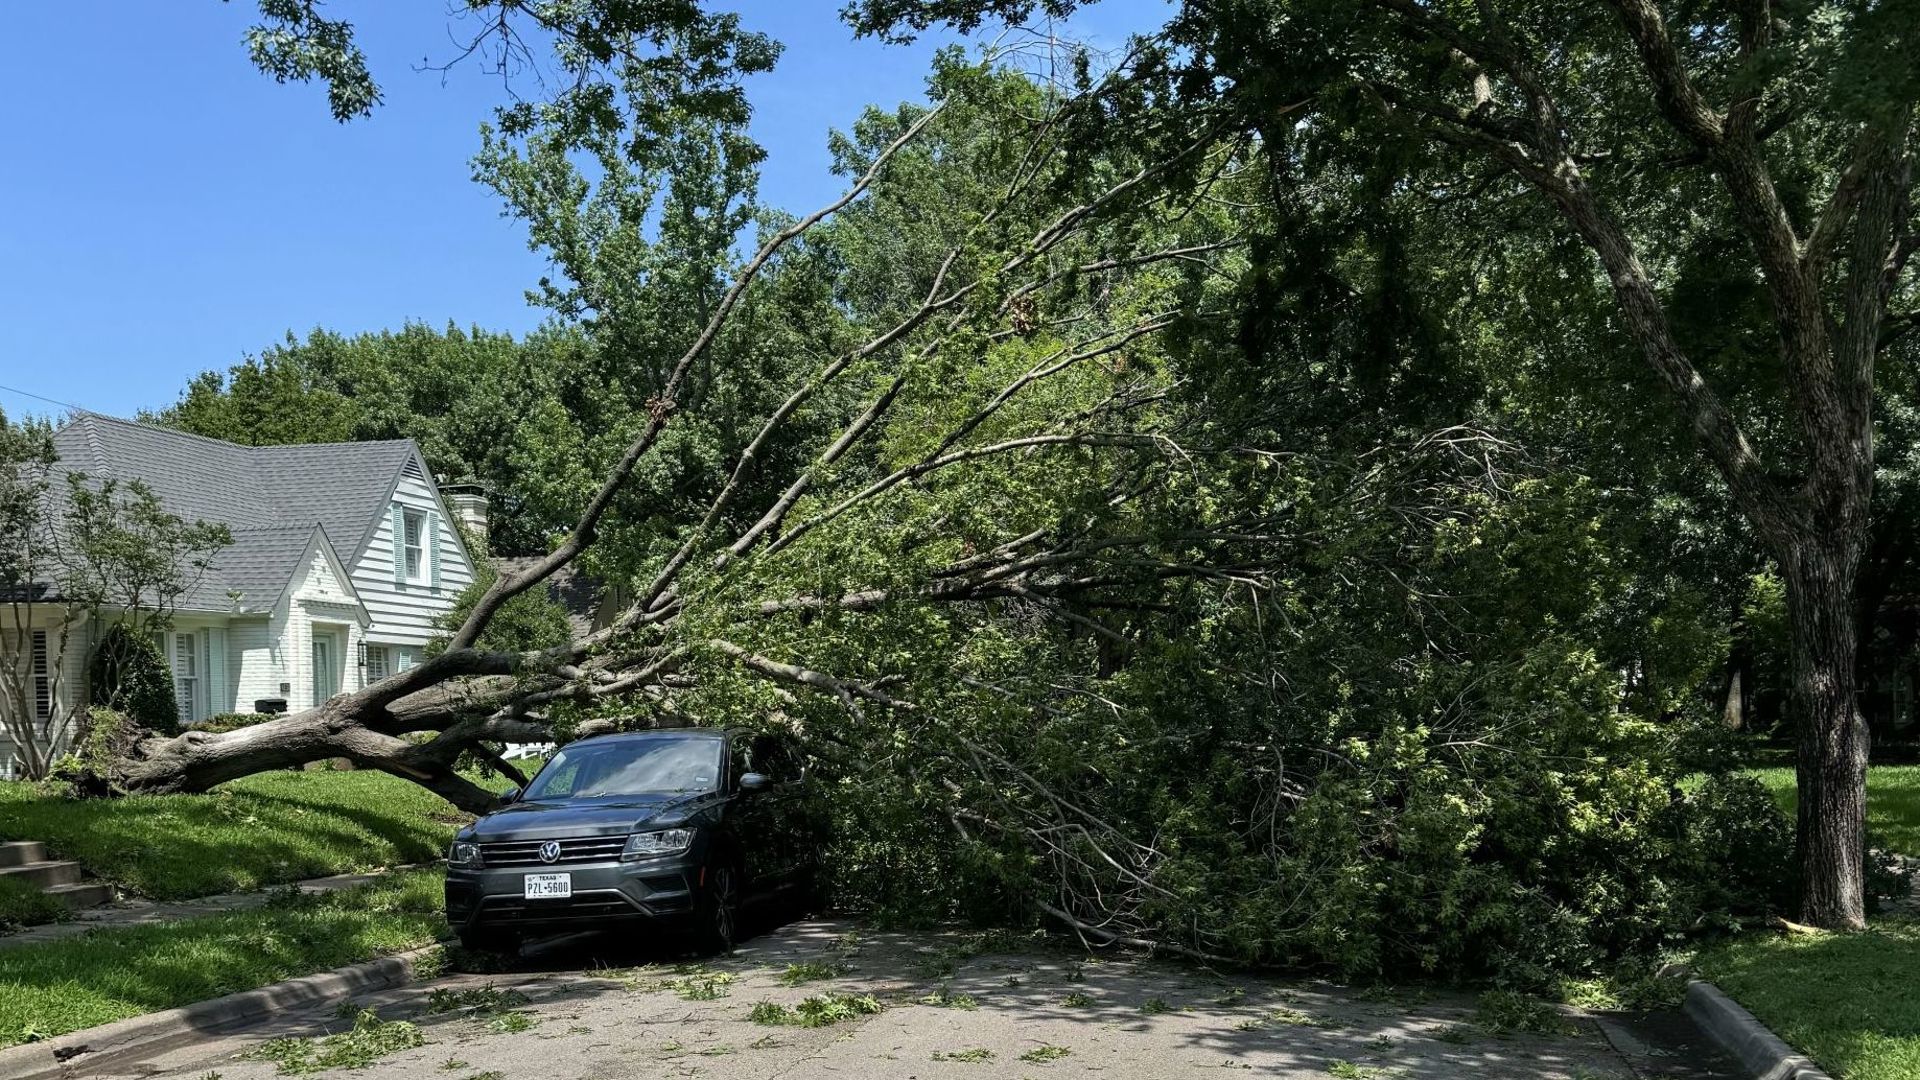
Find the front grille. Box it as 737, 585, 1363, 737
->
480, 891, 643, 922
480, 835, 627, 868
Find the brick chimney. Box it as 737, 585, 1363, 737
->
441, 482, 490, 550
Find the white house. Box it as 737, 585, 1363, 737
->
2, 413, 477, 769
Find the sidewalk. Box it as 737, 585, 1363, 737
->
0, 864, 426, 950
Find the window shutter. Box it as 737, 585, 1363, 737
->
427, 510, 441, 590
390, 503, 406, 586
207, 628, 227, 716
30, 631, 51, 721
173, 633, 194, 726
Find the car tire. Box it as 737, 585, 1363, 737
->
457, 927, 521, 956
694, 864, 739, 955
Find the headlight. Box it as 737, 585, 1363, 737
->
448, 841, 483, 869
622, 829, 694, 860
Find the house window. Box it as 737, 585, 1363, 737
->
365, 645, 389, 683
402, 509, 427, 583
173, 632, 198, 726
395, 647, 415, 673
29, 631, 51, 721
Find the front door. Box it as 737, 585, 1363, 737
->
312, 635, 337, 705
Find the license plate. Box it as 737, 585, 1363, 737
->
522, 873, 572, 899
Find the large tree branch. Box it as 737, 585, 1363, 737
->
446, 102, 945, 653
1602, 0, 1725, 148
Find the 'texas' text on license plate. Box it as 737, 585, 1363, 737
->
523, 872, 572, 899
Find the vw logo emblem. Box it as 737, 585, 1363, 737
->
537, 841, 562, 864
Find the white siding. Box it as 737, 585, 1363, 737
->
286, 542, 367, 710
0, 609, 90, 774
350, 467, 474, 648
229, 617, 279, 713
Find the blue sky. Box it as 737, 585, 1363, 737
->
0, 1, 1165, 421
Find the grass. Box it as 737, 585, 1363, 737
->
0, 868, 445, 1048
1752, 764, 1920, 857
1696, 919, 1920, 1080
0, 876, 68, 933
0, 770, 464, 900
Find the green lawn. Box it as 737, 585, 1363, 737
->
1752, 764, 1920, 856
0, 878, 66, 935
0, 769, 466, 901
1696, 919, 1920, 1080
1698, 764, 1920, 1080
0, 868, 446, 1048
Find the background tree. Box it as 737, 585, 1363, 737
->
149, 324, 594, 555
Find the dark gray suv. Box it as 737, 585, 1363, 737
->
444, 728, 820, 955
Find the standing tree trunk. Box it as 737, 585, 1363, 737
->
1787, 537, 1872, 929
1326, 0, 1917, 926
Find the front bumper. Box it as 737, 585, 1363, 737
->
445, 855, 700, 931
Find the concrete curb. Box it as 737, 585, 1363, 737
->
0, 945, 441, 1080
1685, 979, 1832, 1080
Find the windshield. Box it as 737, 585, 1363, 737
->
521, 737, 723, 801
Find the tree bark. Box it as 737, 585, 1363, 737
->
1786, 537, 1871, 930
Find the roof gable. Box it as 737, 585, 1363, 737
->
48, 413, 430, 612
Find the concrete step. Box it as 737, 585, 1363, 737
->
42, 881, 115, 910
0, 841, 47, 868
0, 860, 83, 889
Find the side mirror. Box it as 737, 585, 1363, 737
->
738, 772, 771, 793
499, 786, 521, 804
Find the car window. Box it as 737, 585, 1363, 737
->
749, 734, 801, 782
523, 737, 722, 800
729, 738, 754, 786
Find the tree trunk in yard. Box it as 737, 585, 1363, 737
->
1788, 538, 1871, 930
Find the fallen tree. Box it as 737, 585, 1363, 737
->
55, 7, 1839, 983
88, 55, 1260, 811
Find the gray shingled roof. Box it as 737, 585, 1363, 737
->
47, 413, 419, 613
219, 525, 333, 611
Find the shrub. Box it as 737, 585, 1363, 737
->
88, 625, 178, 735
1680, 772, 1796, 917
190, 713, 277, 734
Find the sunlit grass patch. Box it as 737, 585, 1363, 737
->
0, 869, 444, 1048
1697, 918, 1920, 1080
0, 772, 461, 900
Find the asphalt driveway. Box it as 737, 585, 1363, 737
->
85, 917, 1734, 1079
